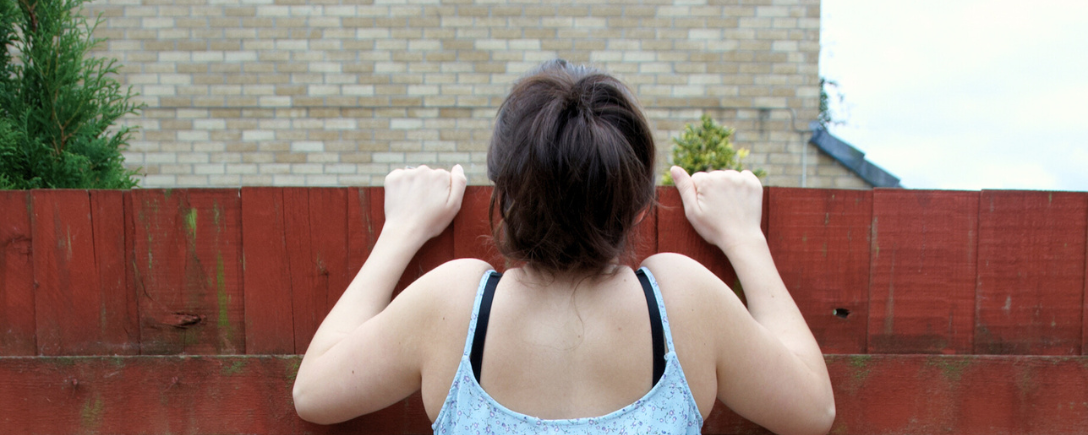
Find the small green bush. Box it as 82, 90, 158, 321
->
0, 0, 142, 190
661, 114, 765, 185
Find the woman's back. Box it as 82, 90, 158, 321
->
476, 267, 660, 418
417, 253, 766, 421
291, 60, 835, 435
427, 264, 709, 434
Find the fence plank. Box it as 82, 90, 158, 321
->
656, 188, 738, 293
8, 186, 1088, 360
31, 190, 135, 355
342, 187, 378, 318
868, 190, 978, 354
452, 186, 504, 270
281, 188, 356, 354
4, 355, 1087, 435
0, 191, 35, 355
130, 189, 245, 355
828, 354, 1088, 435
90, 190, 139, 355
0, 355, 431, 435
631, 190, 658, 267
310, 188, 352, 313
306, 188, 351, 351
975, 191, 1087, 355
32, 190, 96, 355
242, 187, 295, 354
282, 188, 321, 354
767, 188, 872, 354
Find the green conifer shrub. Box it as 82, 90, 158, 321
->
661, 114, 765, 185
0, 0, 142, 189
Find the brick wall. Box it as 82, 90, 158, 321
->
88, 0, 868, 188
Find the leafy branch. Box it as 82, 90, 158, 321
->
662, 114, 764, 185
1, 0, 143, 189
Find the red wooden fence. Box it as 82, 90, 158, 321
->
2, 187, 1087, 434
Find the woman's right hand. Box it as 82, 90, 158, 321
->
669, 166, 764, 255
383, 164, 467, 245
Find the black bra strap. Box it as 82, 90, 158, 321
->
470, 270, 665, 386
470, 271, 501, 383
637, 269, 666, 386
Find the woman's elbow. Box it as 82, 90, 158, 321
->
803, 365, 837, 435
292, 372, 332, 424
787, 383, 836, 435
782, 402, 835, 435
812, 400, 836, 435
804, 389, 836, 435
292, 379, 319, 423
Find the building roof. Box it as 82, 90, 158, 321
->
808, 122, 902, 188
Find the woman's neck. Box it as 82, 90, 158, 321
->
512, 261, 627, 291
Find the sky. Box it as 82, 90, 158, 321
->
819, 0, 1088, 191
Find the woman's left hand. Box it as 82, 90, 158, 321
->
382, 164, 467, 244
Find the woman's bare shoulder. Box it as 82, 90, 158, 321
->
399, 258, 493, 356
640, 252, 708, 273
417, 258, 494, 284
382, 258, 495, 338
640, 253, 734, 301
639, 253, 747, 337
408, 258, 494, 306
639, 254, 747, 417
359, 258, 493, 344
404, 258, 494, 418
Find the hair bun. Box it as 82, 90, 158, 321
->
487, 61, 656, 275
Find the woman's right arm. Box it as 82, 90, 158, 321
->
669, 166, 835, 435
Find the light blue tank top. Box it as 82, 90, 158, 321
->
432, 267, 704, 434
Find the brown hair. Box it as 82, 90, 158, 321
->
488, 60, 656, 275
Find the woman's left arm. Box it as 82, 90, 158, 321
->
293, 165, 467, 424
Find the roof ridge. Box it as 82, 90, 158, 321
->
808, 122, 901, 188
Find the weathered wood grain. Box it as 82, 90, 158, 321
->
282, 188, 321, 354
630, 190, 658, 267
768, 188, 872, 354
31, 190, 136, 355
90, 190, 139, 354
868, 189, 979, 354
452, 186, 504, 270
3, 355, 1087, 435
8, 187, 1088, 361
975, 191, 1087, 355
241, 187, 295, 354
308, 188, 351, 314
343, 187, 378, 308
129, 189, 245, 355
286, 188, 351, 353
0, 190, 35, 355
824, 354, 1088, 435
32, 190, 97, 355
0, 355, 426, 435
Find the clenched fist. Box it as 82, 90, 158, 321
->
383, 164, 467, 243
669, 166, 765, 256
